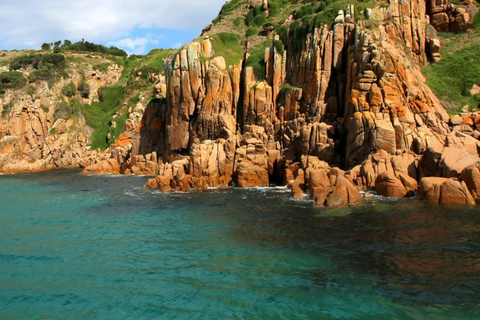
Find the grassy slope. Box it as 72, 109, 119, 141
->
422, 14, 480, 114
0, 48, 175, 150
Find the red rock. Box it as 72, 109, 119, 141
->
375, 171, 408, 198
236, 162, 269, 188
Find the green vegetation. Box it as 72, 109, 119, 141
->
26, 85, 35, 97
81, 86, 126, 150
54, 100, 76, 120
8, 53, 68, 87
423, 14, 480, 113
279, 83, 294, 96
62, 40, 127, 57
1, 101, 13, 117
10, 53, 66, 71
0, 71, 27, 91
78, 78, 90, 98
93, 63, 110, 73
212, 0, 244, 24
246, 27, 258, 37
61, 81, 77, 97
246, 40, 271, 80
209, 32, 243, 67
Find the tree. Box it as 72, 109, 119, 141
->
41, 43, 51, 51
63, 39, 72, 47
53, 40, 61, 49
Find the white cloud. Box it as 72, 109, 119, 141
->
109, 38, 149, 55
0, 0, 226, 50
173, 42, 183, 49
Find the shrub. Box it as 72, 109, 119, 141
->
253, 14, 267, 27
30, 69, 53, 82
38, 53, 66, 69
26, 85, 36, 97
246, 27, 258, 37
273, 40, 284, 55
93, 63, 109, 73
0, 71, 27, 90
10, 53, 66, 71
1, 101, 13, 117
62, 81, 77, 97
78, 79, 90, 98
245, 9, 255, 26
296, 5, 314, 19
246, 41, 270, 81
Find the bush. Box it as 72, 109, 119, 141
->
78, 79, 90, 98
246, 41, 270, 81
10, 54, 41, 70
38, 53, 66, 69
246, 27, 258, 37
30, 69, 51, 82
296, 5, 314, 19
10, 53, 66, 71
245, 9, 255, 26
273, 40, 284, 55
62, 81, 77, 97
66, 40, 127, 57
0, 71, 27, 90
93, 63, 110, 73
1, 101, 13, 117
253, 14, 267, 27
26, 85, 36, 97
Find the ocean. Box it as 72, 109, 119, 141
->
1, 169, 479, 319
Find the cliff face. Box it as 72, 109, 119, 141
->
85, 0, 477, 206
1, 0, 477, 206
0, 55, 122, 173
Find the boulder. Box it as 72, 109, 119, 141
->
418, 177, 475, 205
375, 171, 408, 198
325, 192, 347, 207
439, 147, 479, 178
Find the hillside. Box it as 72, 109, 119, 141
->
0, 43, 175, 172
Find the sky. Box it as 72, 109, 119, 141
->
0, 0, 227, 55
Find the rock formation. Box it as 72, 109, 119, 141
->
2, 1, 480, 207
0, 56, 122, 174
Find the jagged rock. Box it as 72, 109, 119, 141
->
291, 169, 305, 198
82, 159, 120, 175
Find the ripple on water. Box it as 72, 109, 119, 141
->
0, 170, 480, 319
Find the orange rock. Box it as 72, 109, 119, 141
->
375, 171, 407, 198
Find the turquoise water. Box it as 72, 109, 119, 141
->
1, 170, 480, 319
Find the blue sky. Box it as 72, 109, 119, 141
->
0, 0, 227, 55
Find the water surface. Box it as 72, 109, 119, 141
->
1, 170, 479, 319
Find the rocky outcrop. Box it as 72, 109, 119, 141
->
427, 0, 478, 33
115, 1, 480, 207
418, 177, 475, 205
0, 56, 122, 174
3, 1, 479, 208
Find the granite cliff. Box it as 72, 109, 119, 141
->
2, 0, 480, 207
